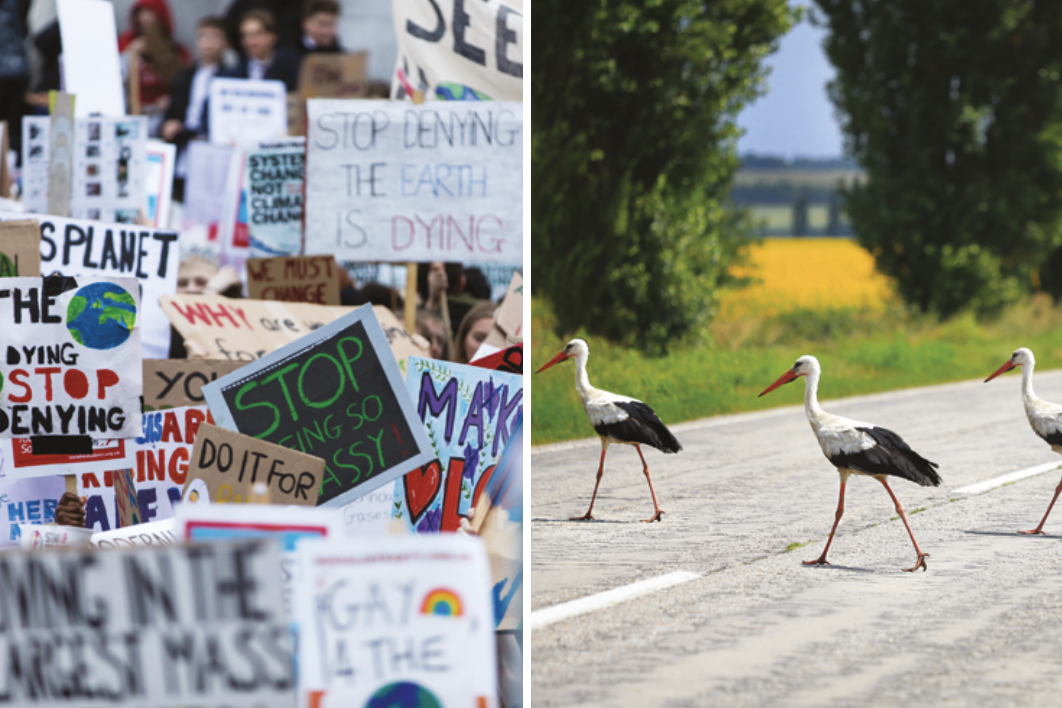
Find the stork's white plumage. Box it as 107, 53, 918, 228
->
760, 355, 941, 572
536, 339, 682, 522
984, 347, 1062, 534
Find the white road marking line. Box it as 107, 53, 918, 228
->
529, 571, 702, 630
952, 461, 1062, 495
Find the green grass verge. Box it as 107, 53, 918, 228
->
531, 295, 1062, 446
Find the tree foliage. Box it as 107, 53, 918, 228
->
815, 0, 1062, 316
531, 0, 794, 353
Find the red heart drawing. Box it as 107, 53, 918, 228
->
404, 460, 442, 524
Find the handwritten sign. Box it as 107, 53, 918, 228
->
300, 52, 369, 100
304, 100, 522, 263
184, 423, 324, 506
209, 77, 288, 147
202, 307, 434, 508
142, 359, 247, 411
292, 535, 498, 707
476, 412, 523, 630
112, 466, 141, 527
247, 255, 340, 305
0, 220, 41, 277
0, 275, 142, 439
485, 270, 523, 349
394, 358, 522, 534
245, 138, 305, 257
0, 474, 65, 547
90, 517, 177, 548
0, 213, 181, 359
0, 539, 294, 707
391, 0, 522, 102
160, 295, 428, 375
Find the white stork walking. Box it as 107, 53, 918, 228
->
760, 355, 941, 572
984, 347, 1062, 535
536, 338, 682, 522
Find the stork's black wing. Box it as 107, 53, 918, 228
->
829, 426, 941, 487
594, 401, 682, 454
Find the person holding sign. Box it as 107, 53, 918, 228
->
222, 10, 301, 92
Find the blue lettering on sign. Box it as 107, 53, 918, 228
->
400, 164, 487, 198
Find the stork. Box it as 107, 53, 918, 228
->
984, 347, 1062, 535
760, 355, 941, 572
536, 338, 682, 522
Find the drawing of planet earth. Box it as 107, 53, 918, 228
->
435, 82, 490, 101
365, 681, 443, 708
66, 282, 137, 350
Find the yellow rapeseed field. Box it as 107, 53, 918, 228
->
719, 237, 896, 320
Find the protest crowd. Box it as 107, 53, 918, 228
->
0, 0, 524, 706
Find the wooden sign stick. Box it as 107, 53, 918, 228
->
65, 474, 77, 495
404, 262, 418, 335
128, 49, 142, 115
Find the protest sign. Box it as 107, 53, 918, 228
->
1, 213, 181, 359
391, 0, 522, 102
0, 539, 294, 707
470, 343, 522, 375
394, 358, 523, 534
182, 141, 235, 238
142, 358, 247, 410
78, 406, 211, 532
184, 423, 324, 506
292, 535, 498, 708
209, 77, 288, 147
202, 306, 434, 508
18, 523, 94, 549
300, 52, 369, 101
339, 485, 394, 537
20, 116, 50, 214
145, 139, 176, 228
91, 517, 177, 548
304, 100, 523, 263
484, 270, 523, 349
0, 220, 41, 277
245, 138, 305, 257
112, 466, 141, 527
47, 93, 74, 217
57, 0, 125, 117
247, 255, 340, 305
160, 295, 428, 375
0, 436, 132, 479
0, 275, 142, 439
0, 474, 65, 547
70, 116, 148, 223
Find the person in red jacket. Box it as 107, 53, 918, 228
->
118, 0, 191, 114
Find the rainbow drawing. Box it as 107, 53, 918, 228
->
420, 588, 463, 617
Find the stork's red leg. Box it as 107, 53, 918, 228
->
1019, 473, 1062, 535
635, 445, 664, 523
571, 446, 607, 521
805, 473, 847, 566
878, 477, 929, 572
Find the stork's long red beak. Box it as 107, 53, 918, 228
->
759, 369, 798, 397
984, 360, 1017, 383
536, 350, 572, 374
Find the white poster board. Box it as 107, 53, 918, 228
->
57, 0, 125, 117
0, 473, 66, 548
209, 78, 288, 147
145, 139, 176, 228
71, 116, 149, 223
305, 100, 523, 262
1, 213, 181, 359
20, 116, 50, 214
293, 535, 498, 708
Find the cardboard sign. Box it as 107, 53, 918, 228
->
47, 92, 74, 217
247, 255, 340, 305
20, 115, 50, 214
70, 116, 149, 223
484, 270, 523, 349
0, 473, 65, 547
209, 77, 288, 147
304, 100, 522, 263
0, 220, 41, 277
142, 358, 247, 411
1, 213, 181, 359
1, 436, 131, 479
160, 295, 428, 376
292, 535, 498, 707
112, 466, 141, 527
0, 275, 142, 439
57, 0, 125, 117
300, 52, 369, 100
245, 138, 305, 257
90, 517, 176, 548
202, 307, 434, 509
0, 539, 294, 707
391, 0, 522, 102
184, 423, 324, 506
394, 359, 523, 534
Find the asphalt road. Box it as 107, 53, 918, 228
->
529, 370, 1062, 706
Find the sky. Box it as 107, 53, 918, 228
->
736, 6, 844, 159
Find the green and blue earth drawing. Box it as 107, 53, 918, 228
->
66, 282, 137, 350
365, 681, 444, 708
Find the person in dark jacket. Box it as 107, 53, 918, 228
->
0, 0, 31, 155
220, 9, 300, 91
296, 0, 342, 57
